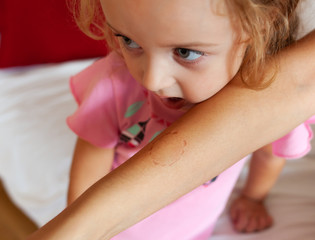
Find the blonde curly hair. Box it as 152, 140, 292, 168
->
69, 0, 300, 88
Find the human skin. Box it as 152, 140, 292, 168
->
69, 0, 289, 233
68, 0, 247, 207
103, 0, 247, 106
68, 0, 286, 234
27, 30, 315, 240
67, 139, 114, 205
229, 145, 285, 232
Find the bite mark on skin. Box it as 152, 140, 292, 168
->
149, 131, 187, 166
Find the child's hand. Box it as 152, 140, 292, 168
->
229, 195, 273, 233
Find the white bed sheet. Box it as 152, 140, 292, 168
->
0, 1, 314, 239
0, 59, 94, 225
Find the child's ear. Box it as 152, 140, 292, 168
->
231, 18, 250, 46
233, 30, 250, 51
239, 28, 251, 45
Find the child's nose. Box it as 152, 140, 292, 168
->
141, 60, 175, 92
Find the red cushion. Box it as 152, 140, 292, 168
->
0, 0, 109, 68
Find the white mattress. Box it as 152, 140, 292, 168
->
0, 59, 94, 225
0, 1, 314, 239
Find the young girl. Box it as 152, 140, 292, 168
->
27, 32, 315, 240
64, 0, 313, 239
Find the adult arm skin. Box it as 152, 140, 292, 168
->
27, 30, 315, 240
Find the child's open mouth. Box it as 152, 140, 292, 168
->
160, 97, 188, 109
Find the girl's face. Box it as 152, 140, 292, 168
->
101, 0, 247, 109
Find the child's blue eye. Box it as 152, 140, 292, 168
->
121, 36, 140, 49
175, 48, 203, 61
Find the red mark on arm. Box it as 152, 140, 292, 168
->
149, 131, 187, 166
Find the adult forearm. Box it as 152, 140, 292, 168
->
27, 31, 315, 240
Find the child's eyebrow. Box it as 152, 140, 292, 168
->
106, 22, 219, 49
164, 42, 219, 49
106, 22, 122, 34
